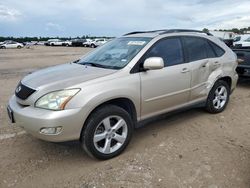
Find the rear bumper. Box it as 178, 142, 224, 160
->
231, 73, 238, 93
8, 95, 86, 142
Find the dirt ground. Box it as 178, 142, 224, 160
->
0, 46, 250, 188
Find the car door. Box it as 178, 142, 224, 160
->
140, 37, 191, 119
182, 36, 224, 101
12, 42, 19, 48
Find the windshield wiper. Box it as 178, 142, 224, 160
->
80, 62, 110, 69
71, 59, 80, 64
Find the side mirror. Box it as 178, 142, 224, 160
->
143, 57, 164, 70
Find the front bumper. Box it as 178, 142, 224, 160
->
8, 95, 85, 142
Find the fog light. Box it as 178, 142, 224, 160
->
40, 127, 62, 135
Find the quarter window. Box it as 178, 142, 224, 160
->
208, 41, 225, 57
144, 38, 184, 67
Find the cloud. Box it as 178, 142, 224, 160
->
45, 22, 64, 31
0, 5, 21, 22
1, 0, 250, 36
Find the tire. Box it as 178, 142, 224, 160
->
51, 43, 54, 46
81, 105, 134, 160
90, 44, 95, 48
205, 80, 230, 114
1, 46, 6, 49
17, 45, 21, 49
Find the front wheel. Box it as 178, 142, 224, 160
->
81, 105, 133, 160
205, 80, 230, 113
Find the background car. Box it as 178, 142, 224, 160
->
71, 39, 87, 47
49, 39, 65, 46
233, 49, 250, 76
62, 40, 72, 46
90, 38, 108, 48
44, 39, 65, 46
233, 34, 250, 48
0, 41, 24, 49
82, 39, 93, 47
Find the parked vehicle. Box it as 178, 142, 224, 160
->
8, 29, 238, 159
209, 31, 236, 40
71, 39, 87, 47
233, 49, 250, 76
44, 39, 65, 46
0, 41, 24, 49
90, 38, 108, 48
62, 40, 72, 46
233, 34, 250, 48
82, 39, 93, 47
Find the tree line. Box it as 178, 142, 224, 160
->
203, 27, 250, 34
0, 35, 113, 43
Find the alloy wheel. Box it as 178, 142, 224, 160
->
213, 86, 228, 110
93, 115, 128, 154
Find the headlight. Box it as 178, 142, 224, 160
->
35, 89, 80, 110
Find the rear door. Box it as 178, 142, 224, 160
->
182, 36, 225, 101
140, 37, 191, 119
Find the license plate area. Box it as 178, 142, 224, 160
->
7, 106, 15, 123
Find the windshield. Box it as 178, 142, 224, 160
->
78, 37, 151, 69
234, 36, 241, 42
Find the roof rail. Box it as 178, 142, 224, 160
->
160, 29, 213, 36
124, 29, 213, 36
123, 30, 165, 36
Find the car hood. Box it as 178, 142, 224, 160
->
21, 63, 117, 89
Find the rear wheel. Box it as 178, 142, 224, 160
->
90, 44, 95, 48
81, 105, 133, 160
205, 80, 230, 113
17, 45, 21, 49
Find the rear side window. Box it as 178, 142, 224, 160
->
208, 41, 225, 57
204, 40, 217, 58
183, 37, 207, 62
144, 38, 184, 67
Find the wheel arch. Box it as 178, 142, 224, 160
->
80, 97, 137, 140
217, 76, 232, 90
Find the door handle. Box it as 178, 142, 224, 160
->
200, 60, 209, 68
181, 68, 190, 73
213, 61, 221, 67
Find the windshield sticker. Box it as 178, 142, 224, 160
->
127, 41, 146, 46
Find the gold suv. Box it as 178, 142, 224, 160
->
8, 29, 238, 159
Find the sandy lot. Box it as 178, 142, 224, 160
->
0, 46, 250, 188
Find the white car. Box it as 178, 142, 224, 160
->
0, 41, 24, 49
90, 38, 108, 48
47, 39, 65, 46
82, 39, 93, 47
63, 40, 72, 46
233, 35, 250, 48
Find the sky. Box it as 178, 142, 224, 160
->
0, 0, 250, 37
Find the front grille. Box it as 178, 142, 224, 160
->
15, 82, 36, 100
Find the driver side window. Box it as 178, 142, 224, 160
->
144, 37, 184, 67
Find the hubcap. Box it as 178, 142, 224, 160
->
93, 116, 128, 154
213, 86, 228, 110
